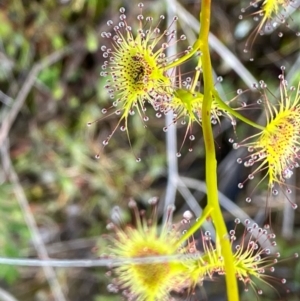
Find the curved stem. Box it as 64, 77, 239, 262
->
213, 91, 265, 131
175, 206, 213, 248
165, 38, 201, 70
191, 57, 202, 92
199, 1, 239, 300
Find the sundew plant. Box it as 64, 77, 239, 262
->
96, 0, 300, 301
96, 1, 300, 301
3, 0, 300, 300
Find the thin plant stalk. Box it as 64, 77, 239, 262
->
199, 1, 239, 300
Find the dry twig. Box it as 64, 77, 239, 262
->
0, 140, 67, 301
0, 48, 71, 147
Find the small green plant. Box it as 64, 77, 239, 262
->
105, 199, 298, 300
0, 184, 30, 284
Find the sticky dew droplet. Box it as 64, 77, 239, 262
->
183, 210, 193, 220
233, 143, 239, 149
234, 218, 240, 224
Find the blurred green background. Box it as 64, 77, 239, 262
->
0, 0, 299, 300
